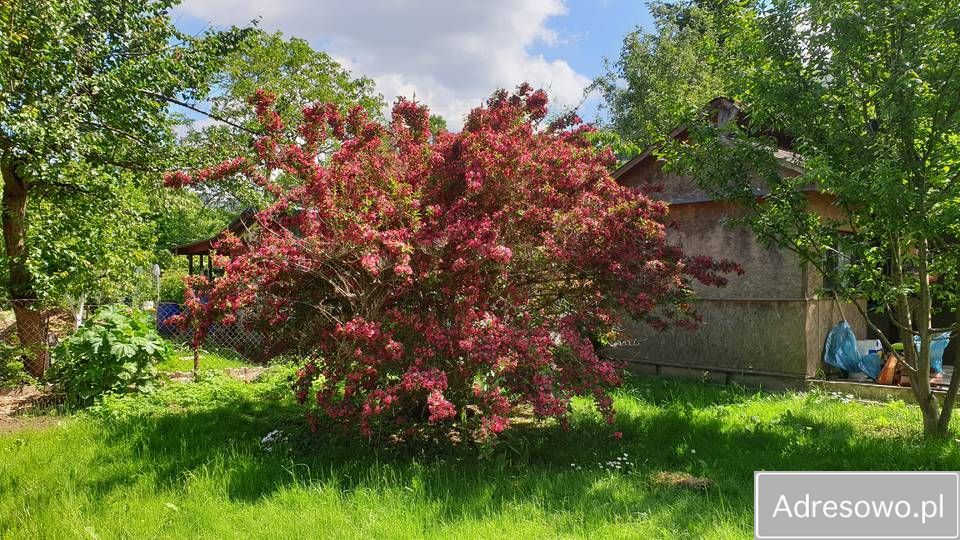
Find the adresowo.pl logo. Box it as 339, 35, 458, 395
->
755, 472, 959, 539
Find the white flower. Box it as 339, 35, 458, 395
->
261, 429, 283, 451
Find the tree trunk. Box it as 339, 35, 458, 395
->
914, 374, 941, 436
936, 311, 960, 435
890, 237, 943, 436
193, 346, 200, 381
903, 329, 941, 436
908, 315, 941, 436
914, 238, 942, 436
1, 159, 45, 377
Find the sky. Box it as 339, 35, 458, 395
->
172, 0, 654, 130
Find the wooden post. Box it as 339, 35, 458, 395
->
188, 254, 194, 276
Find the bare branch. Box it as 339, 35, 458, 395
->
139, 89, 261, 136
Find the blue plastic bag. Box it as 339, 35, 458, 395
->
824, 321, 863, 372
824, 321, 883, 380
913, 332, 952, 373
857, 352, 884, 381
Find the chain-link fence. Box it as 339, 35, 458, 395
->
155, 301, 267, 363
1, 299, 268, 381
0, 299, 78, 378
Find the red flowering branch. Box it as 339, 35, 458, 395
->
165, 86, 741, 445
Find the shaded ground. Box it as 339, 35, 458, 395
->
2, 373, 959, 538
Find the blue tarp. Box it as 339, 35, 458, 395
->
156, 301, 183, 335
823, 321, 883, 380
913, 332, 951, 374
826, 321, 953, 379
858, 351, 884, 381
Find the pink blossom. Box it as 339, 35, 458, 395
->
165, 82, 741, 445
488, 245, 513, 264
361, 252, 381, 275
427, 390, 457, 423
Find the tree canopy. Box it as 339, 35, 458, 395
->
0, 0, 249, 374
675, 0, 960, 436
177, 30, 385, 211
593, 0, 743, 148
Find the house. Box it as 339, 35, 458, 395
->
604, 97, 865, 389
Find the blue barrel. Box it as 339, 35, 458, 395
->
157, 301, 183, 335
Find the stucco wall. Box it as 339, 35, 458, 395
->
607, 299, 810, 376
607, 298, 865, 383
667, 202, 806, 299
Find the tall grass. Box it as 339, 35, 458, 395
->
2, 373, 958, 539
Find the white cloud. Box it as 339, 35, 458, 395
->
173, 115, 220, 138
175, 0, 590, 129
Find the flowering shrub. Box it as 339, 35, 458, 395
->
165, 84, 740, 443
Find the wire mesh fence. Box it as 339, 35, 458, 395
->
156, 302, 267, 363
1, 299, 268, 380
0, 300, 78, 378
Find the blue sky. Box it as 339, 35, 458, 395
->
174, 0, 654, 129
528, 1, 652, 84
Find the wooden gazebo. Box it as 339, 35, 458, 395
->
170, 208, 257, 278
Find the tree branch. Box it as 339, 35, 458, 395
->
139, 90, 261, 136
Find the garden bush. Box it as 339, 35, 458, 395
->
165, 85, 741, 443
159, 266, 188, 304
0, 340, 35, 388
51, 305, 170, 405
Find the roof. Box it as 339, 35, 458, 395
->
611, 97, 803, 184
170, 207, 258, 256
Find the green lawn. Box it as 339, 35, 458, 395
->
155, 347, 252, 372
2, 371, 959, 539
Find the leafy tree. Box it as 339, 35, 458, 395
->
178, 30, 384, 211
0, 164, 158, 307
593, 0, 742, 147
165, 85, 741, 444
0, 0, 248, 375
677, 0, 960, 436
428, 114, 448, 137
150, 188, 234, 265
27, 166, 157, 302
585, 130, 644, 169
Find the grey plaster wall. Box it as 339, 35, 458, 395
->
667, 202, 806, 299
608, 298, 810, 377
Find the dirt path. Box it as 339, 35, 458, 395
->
164, 366, 268, 382
0, 386, 59, 434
